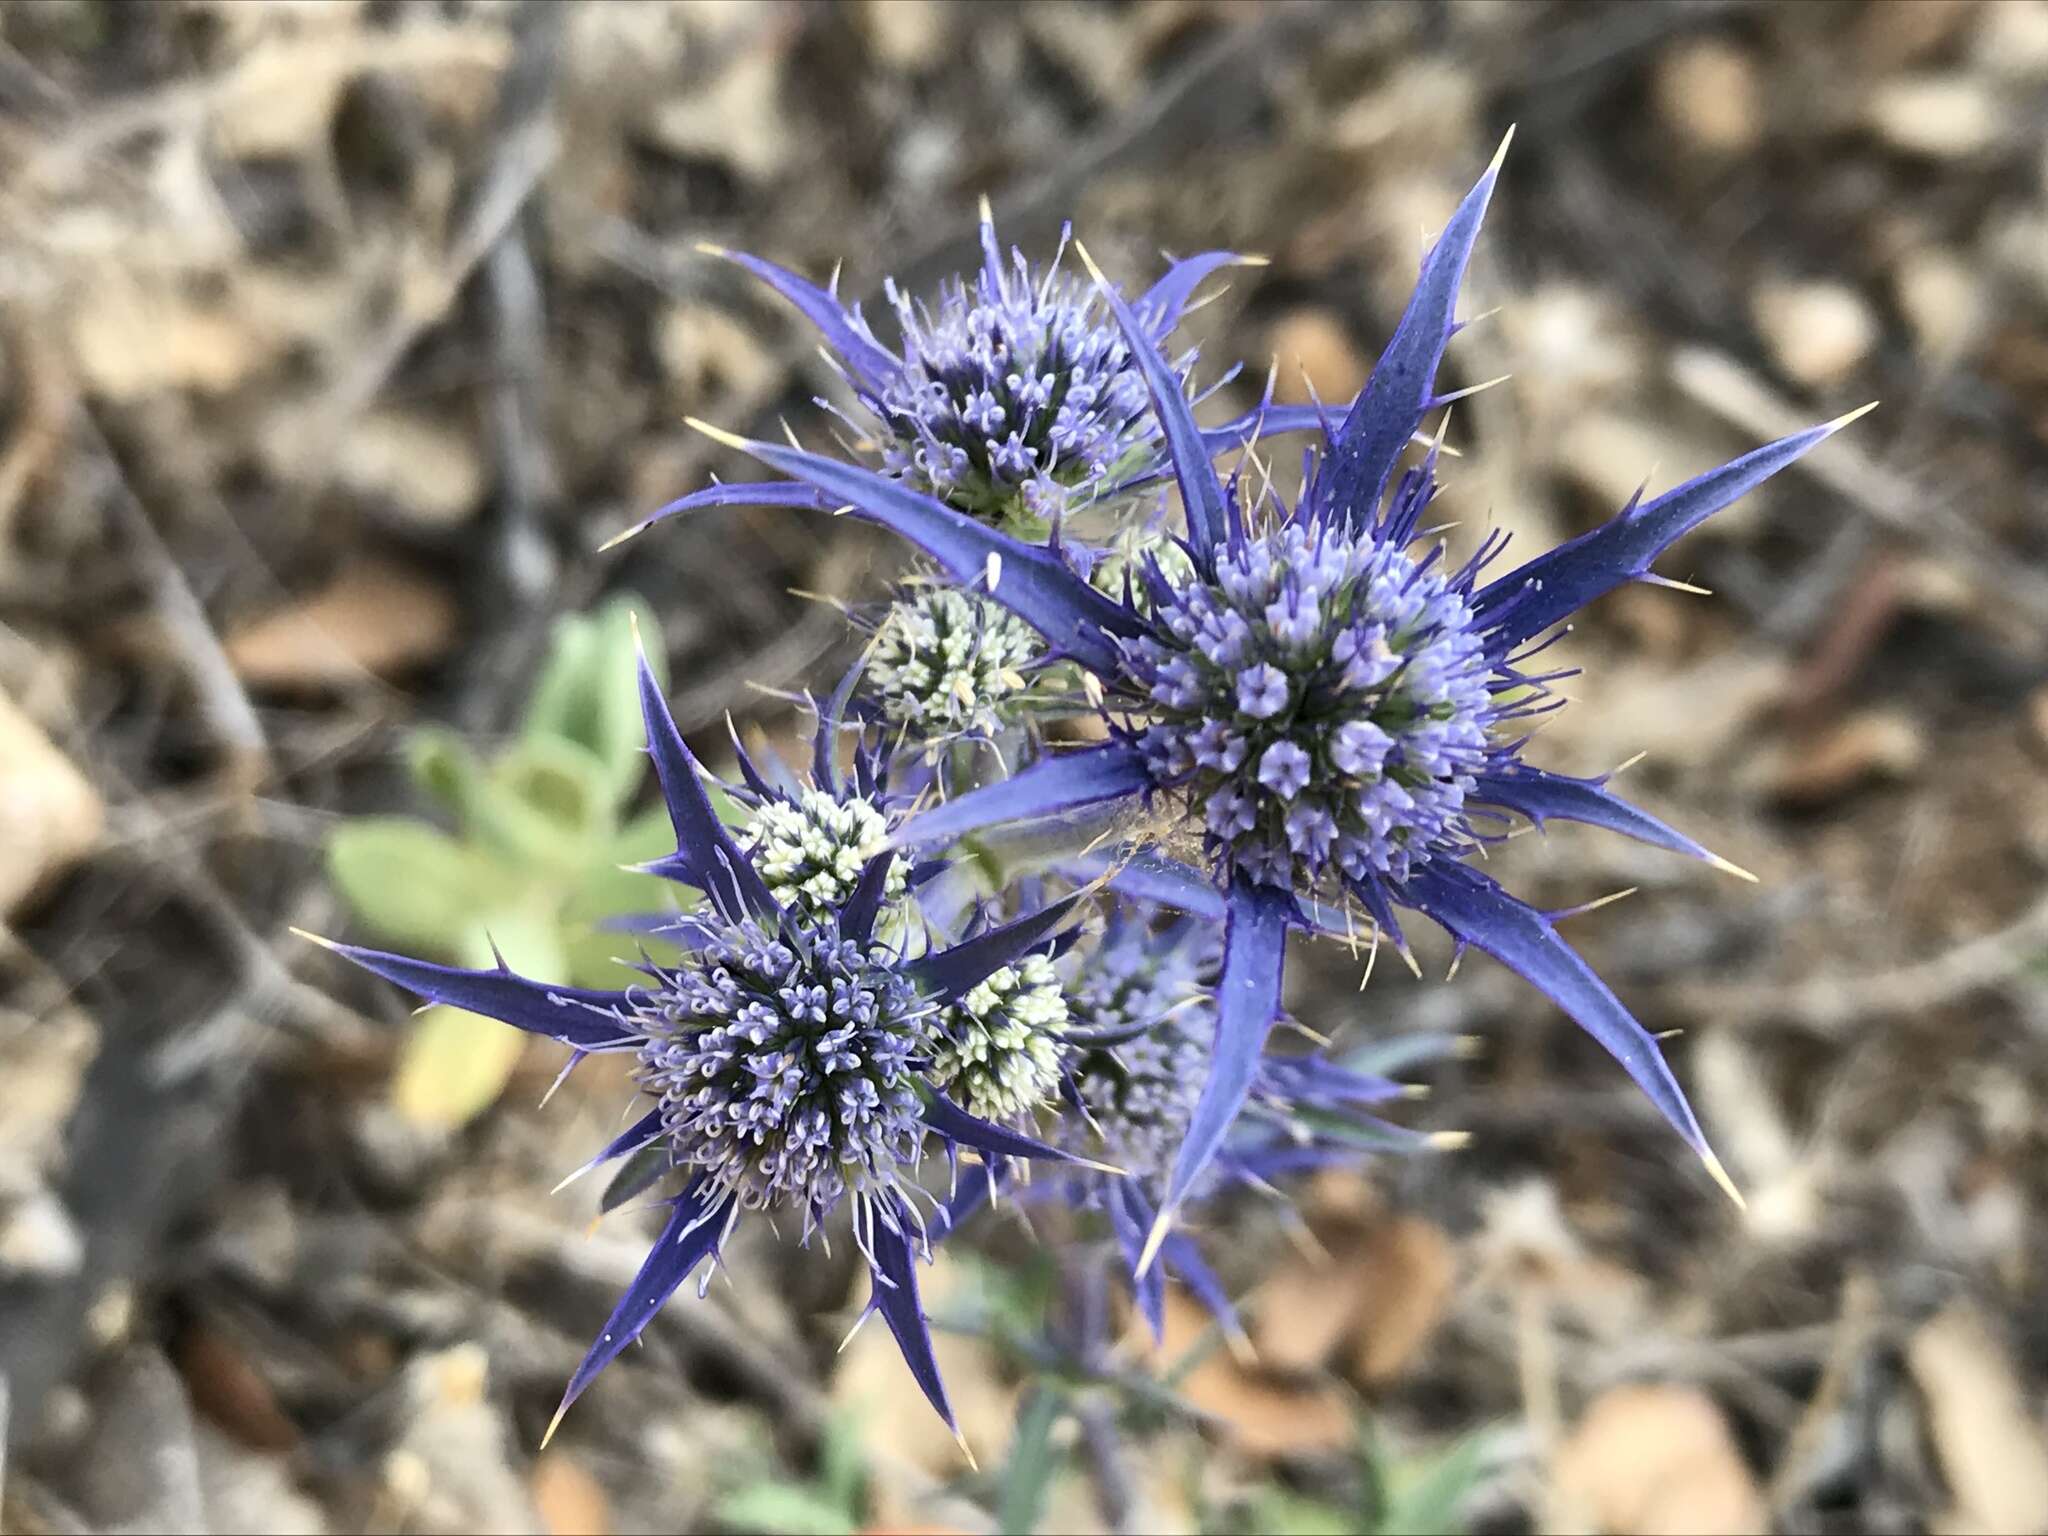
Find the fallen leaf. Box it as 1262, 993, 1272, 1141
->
532, 1451, 613, 1536
226, 559, 458, 688
175, 1322, 301, 1454
1267, 309, 1366, 406
339, 412, 488, 529
1250, 1242, 1368, 1374
1347, 1216, 1457, 1387
1755, 708, 1927, 809
0, 688, 103, 917
1907, 1303, 2048, 1535
1550, 1383, 1765, 1536
1145, 1289, 1353, 1460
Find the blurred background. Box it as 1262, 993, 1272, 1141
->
2, 2, 2047, 1532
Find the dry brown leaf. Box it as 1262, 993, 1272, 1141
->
1347, 1216, 1458, 1387
1907, 1303, 2048, 1535
0, 689, 104, 917
1755, 708, 1927, 809
1267, 309, 1367, 407
531, 1451, 613, 1536
339, 412, 488, 529
226, 559, 458, 688
175, 1323, 300, 1454
1250, 1242, 1368, 1374
1145, 1290, 1353, 1460
1551, 1383, 1766, 1536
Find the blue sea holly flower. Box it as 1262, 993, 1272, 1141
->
605, 203, 1354, 555
298, 651, 1100, 1441
862, 582, 1050, 747
935, 907, 1455, 1345
665, 134, 1874, 1273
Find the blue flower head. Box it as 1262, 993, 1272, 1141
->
608, 207, 1347, 557
937, 905, 1454, 1346
300, 648, 1098, 1441
657, 132, 1873, 1278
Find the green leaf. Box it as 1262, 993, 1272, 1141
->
712, 1484, 855, 1536
1369, 1428, 1500, 1536
325, 819, 508, 957
406, 728, 488, 818
817, 1411, 870, 1511
389, 915, 564, 1131
995, 1385, 1066, 1536
522, 598, 662, 809
1238, 1489, 1357, 1536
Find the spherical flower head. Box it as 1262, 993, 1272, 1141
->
1058, 923, 1215, 1186
635, 913, 928, 1215
929, 951, 1067, 1122
877, 233, 1159, 530
1128, 519, 1493, 891
866, 586, 1045, 741
738, 787, 909, 920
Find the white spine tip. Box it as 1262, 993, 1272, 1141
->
597, 523, 645, 553
288, 927, 337, 951
540, 1405, 569, 1450
1428, 1131, 1473, 1150
1134, 1207, 1173, 1279
1706, 853, 1760, 884
977, 192, 995, 226
1702, 1150, 1748, 1211
1487, 124, 1517, 174
692, 241, 728, 258
1073, 240, 1107, 287
682, 416, 749, 451
1827, 401, 1881, 432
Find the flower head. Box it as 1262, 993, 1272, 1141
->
870, 219, 1158, 526
302, 649, 1094, 1439
613, 208, 1350, 557
672, 132, 1872, 1275
930, 949, 1068, 1123
738, 784, 908, 919
938, 906, 1449, 1343
864, 584, 1046, 743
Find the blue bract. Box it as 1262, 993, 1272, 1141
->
662, 133, 1871, 1274
300, 647, 1097, 1443
937, 905, 1450, 1346
605, 206, 1351, 558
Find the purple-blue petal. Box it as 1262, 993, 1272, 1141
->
694, 434, 1145, 675
1160, 1234, 1240, 1339
888, 741, 1152, 853
316, 939, 638, 1052
1199, 400, 1344, 456
1135, 251, 1249, 331
1473, 417, 1853, 651
1086, 256, 1230, 567
837, 853, 899, 947
1151, 876, 1294, 1258
606, 478, 832, 548
920, 1092, 1091, 1166
1470, 766, 1724, 867
636, 650, 781, 924
710, 247, 902, 391
553, 1180, 732, 1425
903, 890, 1086, 1005
1110, 1182, 1166, 1341
1399, 860, 1719, 1167
1314, 144, 1504, 534
867, 1202, 955, 1429
1064, 845, 1226, 921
